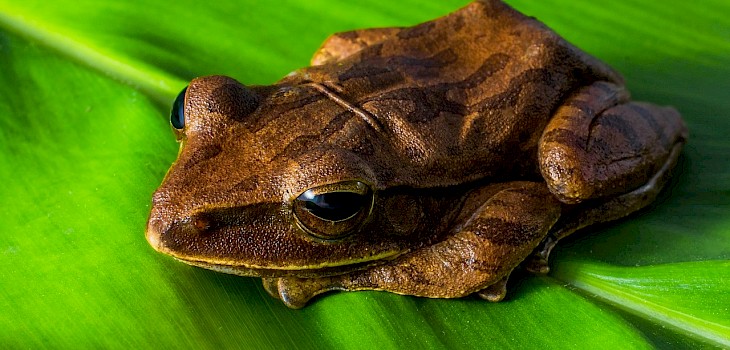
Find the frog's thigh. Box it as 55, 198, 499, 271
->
311, 27, 402, 65
539, 81, 688, 204
266, 182, 561, 308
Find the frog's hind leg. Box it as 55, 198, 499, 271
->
529, 81, 688, 272
264, 182, 562, 308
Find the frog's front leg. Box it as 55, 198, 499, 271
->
528, 81, 688, 272
263, 182, 561, 308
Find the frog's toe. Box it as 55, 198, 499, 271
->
476, 273, 510, 302
261, 276, 335, 309
261, 277, 282, 299
526, 257, 550, 274
526, 235, 557, 274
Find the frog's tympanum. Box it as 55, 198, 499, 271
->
146, 0, 687, 308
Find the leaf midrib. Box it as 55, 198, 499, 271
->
553, 260, 730, 348
0, 7, 185, 105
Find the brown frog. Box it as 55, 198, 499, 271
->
146, 0, 687, 308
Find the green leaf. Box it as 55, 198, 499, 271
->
1, 0, 728, 348
553, 260, 730, 347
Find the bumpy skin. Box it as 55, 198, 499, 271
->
146, 0, 687, 308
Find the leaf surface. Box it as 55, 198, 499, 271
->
1, 1, 728, 348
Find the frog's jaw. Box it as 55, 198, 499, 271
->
145, 213, 406, 278
172, 255, 398, 279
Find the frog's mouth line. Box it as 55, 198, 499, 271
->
172, 253, 401, 278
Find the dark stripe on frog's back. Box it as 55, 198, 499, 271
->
243, 88, 326, 133
271, 110, 367, 162
395, 20, 437, 40
338, 49, 459, 84
240, 88, 351, 163
439, 53, 510, 92
355, 52, 510, 124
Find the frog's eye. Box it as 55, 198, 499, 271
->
170, 86, 188, 130
293, 181, 374, 240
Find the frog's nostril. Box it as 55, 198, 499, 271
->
192, 216, 211, 232
146, 215, 212, 255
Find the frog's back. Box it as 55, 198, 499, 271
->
283, 0, 622, 188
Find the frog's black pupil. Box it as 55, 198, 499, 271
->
299, 191, 367, 222
170, 86, 187, 129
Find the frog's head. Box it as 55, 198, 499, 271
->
146, 75, 435, 277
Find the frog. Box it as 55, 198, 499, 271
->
146, 0, 687, 308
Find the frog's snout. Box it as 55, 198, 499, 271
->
145, 215, 165, 253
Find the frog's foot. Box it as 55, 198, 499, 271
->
262, 276, 339, 309
476, 272, 511, 302
527, 137, 685, 273
530, 80, 687, 273
539, 81, 687, 205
